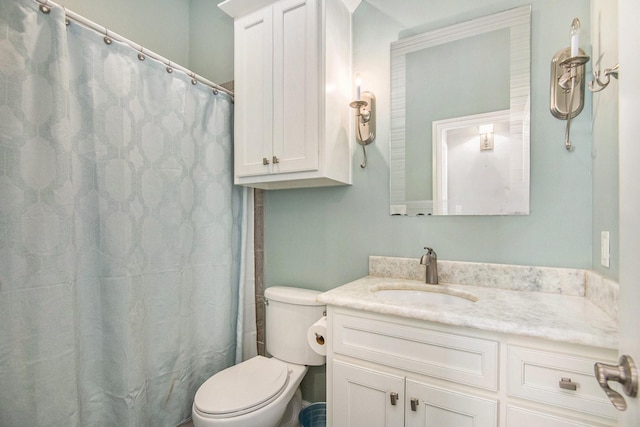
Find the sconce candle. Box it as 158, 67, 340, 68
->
570, 18, 581, 57
479, 124, 494, 151
355, 73, 361, 100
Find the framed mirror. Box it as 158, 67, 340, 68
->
389, 6, 531, 216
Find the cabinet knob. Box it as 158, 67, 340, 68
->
272, 156, 280, 164
410, 397, 419, 411
262, 157, 270, 165
389, 392, 398, 406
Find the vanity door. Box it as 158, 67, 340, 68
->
405, 379, 498, 427
332, 359, 404, 427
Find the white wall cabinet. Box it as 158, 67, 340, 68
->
327, 307, 618, 427
220, 0, 355, 189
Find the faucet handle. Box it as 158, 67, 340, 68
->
420, 247, 437, 265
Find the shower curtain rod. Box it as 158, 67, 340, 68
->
35, 0, 235, 100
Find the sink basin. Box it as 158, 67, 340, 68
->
370, 285, 477, 307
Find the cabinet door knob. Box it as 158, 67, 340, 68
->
389, 392, 398, 406
559, 377, 578, 391
410, 398, 419, 411
262, 157, 270, 165
272, 156, 280, 164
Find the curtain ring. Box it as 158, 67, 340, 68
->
103, 29, 112, 45
63, 7, 70, 25
166, 62, 173, 74
138, 48, 145, 61
190, 73, 197, 85
41, 0, 51, 13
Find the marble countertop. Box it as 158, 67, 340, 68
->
317, 275, 618, 350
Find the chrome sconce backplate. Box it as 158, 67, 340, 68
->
550, 47, 589, 120
550, 47, 590, 150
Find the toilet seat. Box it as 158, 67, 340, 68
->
194, 356, 290, 418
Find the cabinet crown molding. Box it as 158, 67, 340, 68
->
219, 0, 362, 18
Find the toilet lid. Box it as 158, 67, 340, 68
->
194, 356, 289, 417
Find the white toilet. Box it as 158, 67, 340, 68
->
192, 286, 326, 427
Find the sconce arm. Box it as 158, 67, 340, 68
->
589, 64, 620, 92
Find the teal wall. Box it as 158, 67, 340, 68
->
55, 0, 235, 85
57, 0, 615, 287
44, 0, 620, 407
590, 0, 619, 279
264, 0, 599, 292
190, 0, 234, 84
56, 0, 190, 66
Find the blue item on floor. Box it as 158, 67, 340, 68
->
298, 402, 326, 427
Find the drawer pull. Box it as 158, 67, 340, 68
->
559, 377, 578, 391
410, 397, 419, 411
262, 157, 270, 165
390, 392, 398, 406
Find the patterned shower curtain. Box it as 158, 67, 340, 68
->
0, 0, 245, 425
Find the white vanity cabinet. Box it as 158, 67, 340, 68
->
220, 0, 354, 190
332, 360, 498, 427
326, 307, 618, 427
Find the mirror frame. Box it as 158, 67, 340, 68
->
389, 6, 531, 216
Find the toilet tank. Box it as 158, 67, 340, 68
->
264, 286, 325, 366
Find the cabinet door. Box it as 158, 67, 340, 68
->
234, 7, 273, 177
405, 379, 498, 427
332, 360, 404, 427
272, 0, 320, 173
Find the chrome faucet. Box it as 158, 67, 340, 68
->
420, 247, 438, 284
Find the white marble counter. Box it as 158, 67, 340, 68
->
318, 258, 619, 350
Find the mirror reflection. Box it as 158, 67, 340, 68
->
389, 6, 531, 216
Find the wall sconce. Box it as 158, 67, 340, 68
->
479, 124, 494, 151
349, 73, 376, 168
550, 18, 590, 151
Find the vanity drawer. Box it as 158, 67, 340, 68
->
506, 405, 613, 427
332, 312, 499, 390
507, 346, 618, 420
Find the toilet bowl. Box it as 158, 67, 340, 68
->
192, 356, 306, 427
192, 287, 325, 427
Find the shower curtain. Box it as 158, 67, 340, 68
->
0, 0, 252, 425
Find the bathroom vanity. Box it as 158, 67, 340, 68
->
318, 257, 619, 427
